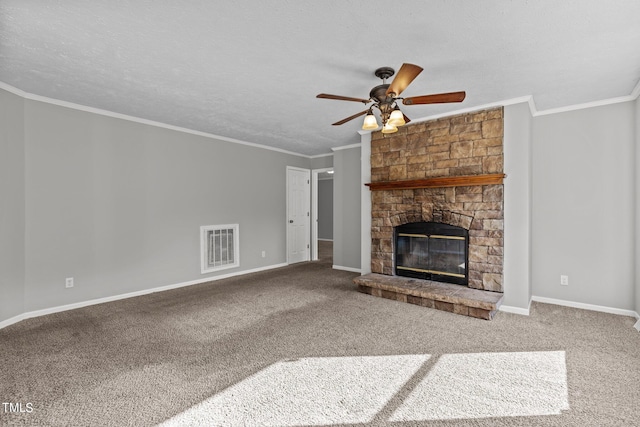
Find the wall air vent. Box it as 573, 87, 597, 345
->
201, 224, 239, 274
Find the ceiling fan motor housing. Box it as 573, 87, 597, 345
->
369, 84, 393, 103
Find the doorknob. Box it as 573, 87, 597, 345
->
289, 220, 294, 223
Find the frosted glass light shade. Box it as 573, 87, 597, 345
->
362, 113, 379, 130
381, 122, 398, 134
388, 109, 406, 127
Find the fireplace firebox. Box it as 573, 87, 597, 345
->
394, 222, 469, 286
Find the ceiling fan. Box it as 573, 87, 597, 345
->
316, 63, 466, 134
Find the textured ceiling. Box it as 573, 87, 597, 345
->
1, 1, 639, 156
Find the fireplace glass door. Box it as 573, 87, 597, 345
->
395, 222, 468, 285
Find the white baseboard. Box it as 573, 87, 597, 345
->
0, 313, 27, 330
499, 304, 531, 316
4, 268, 638, 331
531, 296, 638, 318
501, 297, 640, 326
0, 263, 288, 330
332, 265, 362, 273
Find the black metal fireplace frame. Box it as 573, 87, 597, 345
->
393, 222, 469, 286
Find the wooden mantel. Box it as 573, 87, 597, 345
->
365, 173, 506, 191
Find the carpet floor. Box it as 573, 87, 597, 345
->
1, 242, 639, 426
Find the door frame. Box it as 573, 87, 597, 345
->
311, 167, 333, 261
286, 166, 311, 264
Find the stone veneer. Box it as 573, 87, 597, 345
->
369, 107, 504, 292
355, 274, 503, 320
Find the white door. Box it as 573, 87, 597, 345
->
287, 167, 310, 264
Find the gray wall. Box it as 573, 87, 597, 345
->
503, 103, 533, 310
4, 84, 639, 323
333, 146, 361, 270
0, 89, 26, 322
19, 97, 309, 312
311, 155, 333, 170
531, 102, 636, 310
317, 179, 333, 240
636, 95, 640, 315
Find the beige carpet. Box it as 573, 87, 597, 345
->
1, 242, 639, 426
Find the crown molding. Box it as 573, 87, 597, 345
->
0, 81, 28, 97
533, 93, 639, 117
3, 78, 640, 157
357, 83, 637, 151
407, 79, 640, 123
0, 81, 313, 159
309, 152, 334, 159
331, 143, 361, 152
407, 96, 535, 124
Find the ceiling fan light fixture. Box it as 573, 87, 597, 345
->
317, 64, 466, 129
388, 107, 406, 127
381, 122, 398, 134
362, 111, 379, 130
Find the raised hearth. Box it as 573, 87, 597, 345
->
354, 273, 503, 320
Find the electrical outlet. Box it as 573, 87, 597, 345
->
65, 277, 74, 288
261, 251, 266, 258
560, 275, 569, 286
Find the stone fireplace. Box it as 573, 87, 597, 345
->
354, 107, 506, 319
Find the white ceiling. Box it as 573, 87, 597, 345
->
1, 1, 639, 156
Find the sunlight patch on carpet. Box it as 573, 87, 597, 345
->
159, 354, 429, 426
390, 351, 569, 421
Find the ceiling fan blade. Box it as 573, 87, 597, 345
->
386, 63, 423, 97
402, 91, 466, 105
403, 113, 411, 124
317, 93, 370, 104
332, 110, 369, 126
